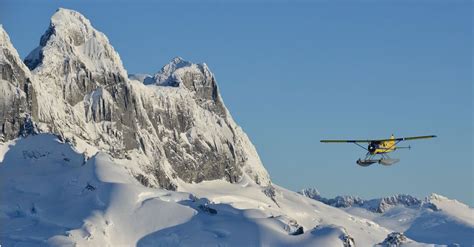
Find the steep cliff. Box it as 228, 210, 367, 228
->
0, 26, 37, 141
0, 8, 270, 190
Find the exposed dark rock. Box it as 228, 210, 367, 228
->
311, 225, 355, 247
85, 183, 96, 191
377, 232, 408, 247
20, 114, 38, 137
0, 35, 37, 142
290, 226, 304, 236
263, 185, 279, 207
341, 233, 355, 247
0, 9, 270, 191
134, 173, 151, 187
198, 204, 217, 215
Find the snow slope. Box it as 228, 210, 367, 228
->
301, 188, 474, 246
0, 8, 471, 247
0, 134, 437, 247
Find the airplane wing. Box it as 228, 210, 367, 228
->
385, 135, 437, 142
320, 135, 436, 143
320, 139, 373, 143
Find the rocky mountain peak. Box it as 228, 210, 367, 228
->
152, 56, 191, 85
427, 193, 450, 202
0, 25, 31, 79
1, 9, 270, 189
152, 57, 227, 117
51, 8, 92, 28
153, 57, 207, 87
0, 25, 9, 46
132, 56, 227, 118
25, 8, 127, 79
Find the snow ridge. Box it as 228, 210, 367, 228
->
1, 134, 397, 247
1, 8, 473, 247
301, 188, 474, 246
300, 188, 426, 213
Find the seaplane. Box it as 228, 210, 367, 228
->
320, 134, 436, 166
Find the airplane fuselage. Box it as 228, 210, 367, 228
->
368, 135, 396, 154
320, 133, 436, 167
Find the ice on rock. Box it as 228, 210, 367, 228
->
0, 25, 37, 142
3, 8, 271, 189
1, 8, 472, 247
377, 232, 408, 246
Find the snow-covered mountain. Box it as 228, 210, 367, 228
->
300, 188, 427, 213
1, 8, 472, 247
300, 188, 474, 246
1, 134, 432, 247
2, 8, 270, 190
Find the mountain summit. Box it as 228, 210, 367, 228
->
1, 8, 270, 189
1, 8, 472, 247
25, 8, 127, 76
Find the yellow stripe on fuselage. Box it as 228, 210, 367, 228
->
374, 135, 396, 154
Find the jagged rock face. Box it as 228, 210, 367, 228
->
151, 57, 227, 118
329, 196, 365, 209
0, 26, 37, 141
300, 189, 424, 213
377, 232, 408, 247
299, 188, 321, 199
371, 194, 422, 213
0, 9, 270, 189
300, 188, 365, 208
21, 9, 150, 160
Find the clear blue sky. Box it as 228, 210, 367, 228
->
1, 0, 472, 205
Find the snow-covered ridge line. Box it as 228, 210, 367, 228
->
0, 8, 270, 189
2, 8, 473, 247
0, 134, 397, 246
300, 188, 474, 246
299, 188, 471, 213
